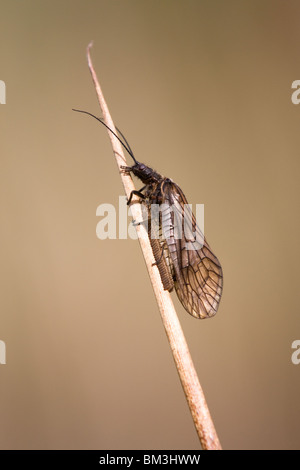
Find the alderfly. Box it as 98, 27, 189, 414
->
73, 109, 223, 319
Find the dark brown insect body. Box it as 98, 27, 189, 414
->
73, 109, 223, 319
123, 162, 223, 319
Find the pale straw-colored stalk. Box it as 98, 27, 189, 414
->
82, 42, 222, 450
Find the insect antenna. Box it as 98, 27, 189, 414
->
72, 109, 139, 164
113, 123, 134, 158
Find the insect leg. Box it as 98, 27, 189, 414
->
127, 187, 146, 205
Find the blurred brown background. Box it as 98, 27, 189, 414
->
0, 0, 300, 450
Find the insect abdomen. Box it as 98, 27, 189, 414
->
148, 221, 174, 292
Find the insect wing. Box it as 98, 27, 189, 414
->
163, 182, 223, 319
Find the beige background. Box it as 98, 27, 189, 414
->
0, 0, 300, 450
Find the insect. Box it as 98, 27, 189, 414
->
73, 109, 223, 319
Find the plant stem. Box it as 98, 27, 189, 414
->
84, 42, 222, 450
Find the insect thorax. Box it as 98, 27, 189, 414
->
131, 163, 163, 186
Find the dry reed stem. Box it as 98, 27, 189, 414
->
85, 42, 222, 450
